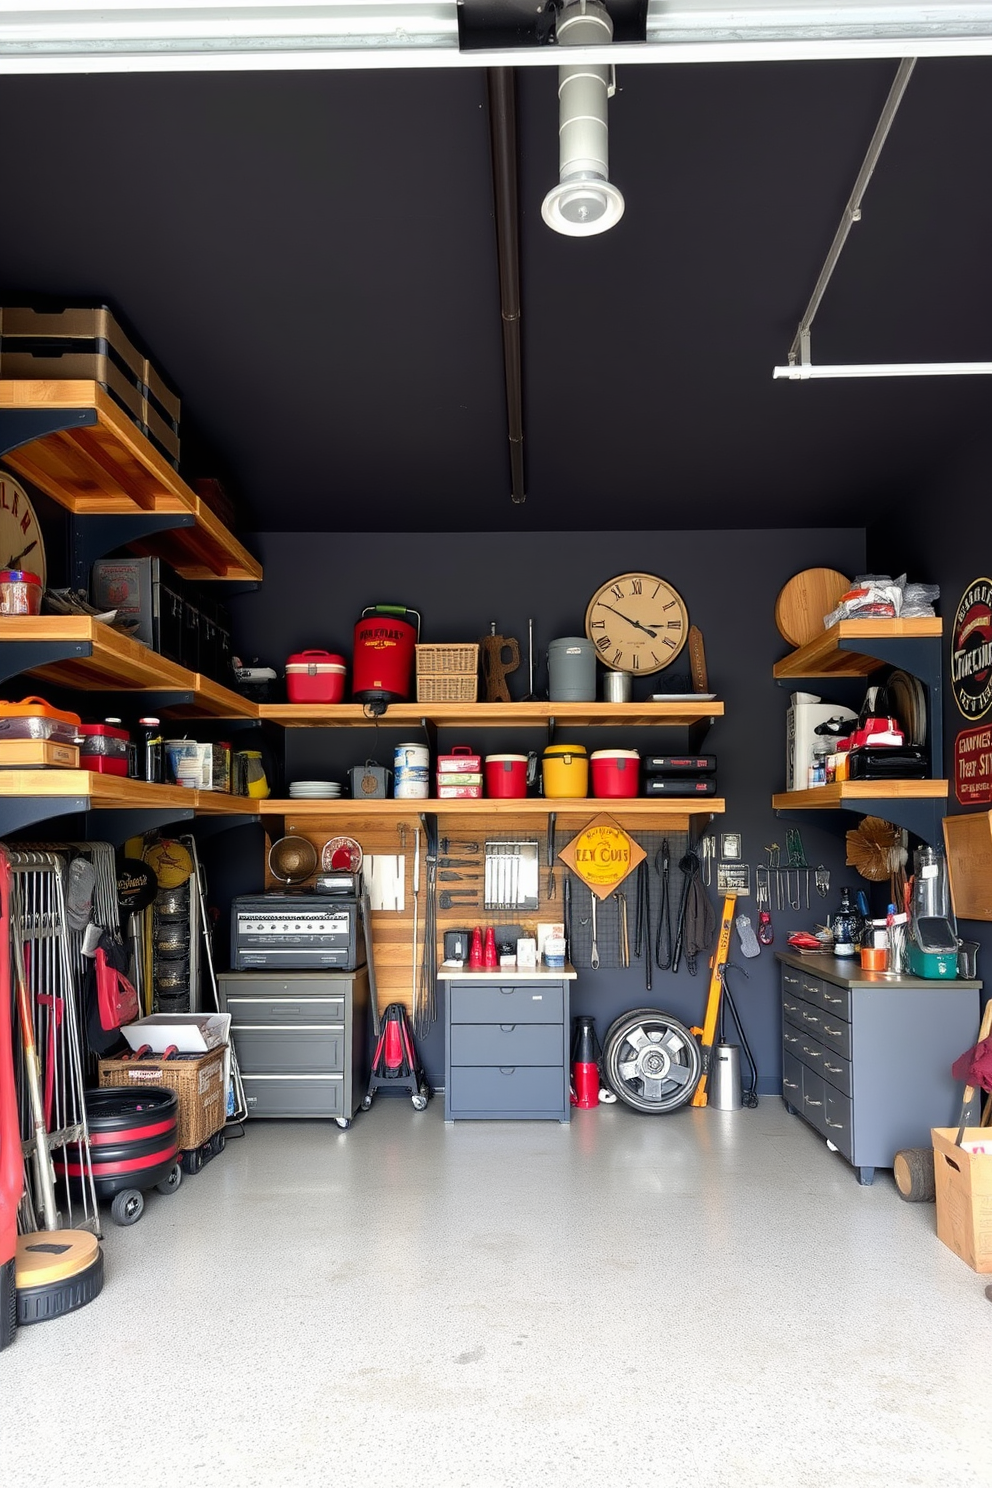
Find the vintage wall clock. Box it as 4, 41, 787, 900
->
584, 571, 688, 674
0, 471, 47, 586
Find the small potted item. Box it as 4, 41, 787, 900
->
285, 650, 347, 704
590, 748, 640, 798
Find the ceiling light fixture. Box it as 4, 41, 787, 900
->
774, 361, 992, 379
541, 0, 624, 237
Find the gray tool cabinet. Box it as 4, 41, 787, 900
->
218, 970, 371, 1129
441, 966, 577, 1122
776, 951, 981, 1184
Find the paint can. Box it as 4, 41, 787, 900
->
393, 742, 430, 799
548, 637, 596, 702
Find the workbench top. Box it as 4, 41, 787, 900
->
775, 949, 982, 991
437, 962, 577, 981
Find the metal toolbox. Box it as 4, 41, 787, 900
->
90, 556, 185, 662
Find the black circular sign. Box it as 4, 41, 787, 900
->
116, 857, 157, 917
951, 578, 992, 720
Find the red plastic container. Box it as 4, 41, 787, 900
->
590, 749, 640, 798
78, 722, 130, 776
285, 650, 347, 704
485, 754, 529, 798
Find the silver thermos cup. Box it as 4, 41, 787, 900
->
710, 1043, 743, 1110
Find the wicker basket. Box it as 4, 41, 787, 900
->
416, 673, 478, 702
98, 1048, 227, 1150
415, 644, 479, 675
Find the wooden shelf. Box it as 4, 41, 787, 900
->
773, 618, 942, 679
259, 700, 724, 729
772, 781, 948, 811
0, 380, 261, 582
0, 770, 235, 811
260, 796, 725, 818
0, 617, 257, 718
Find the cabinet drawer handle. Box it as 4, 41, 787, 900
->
783, 1078, 799, 1090
824, 994, 843, 1005
804, 1097, 823, 1107
804, 1048, 822, 1060
826, 1118, 845, 1129
783, 999, 797, 1012
822, 1023, 842, 1037
825, 1062, 843, 1073
802, 1011, 818, 1022
499, 1067, 516, 1075
784, 1033, 799, 1045
499, 1024, 516, 1032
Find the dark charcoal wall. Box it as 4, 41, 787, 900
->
872, 442, 992, 1015
225, 526, 867, 1091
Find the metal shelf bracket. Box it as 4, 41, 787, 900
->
0, 407, 97, 458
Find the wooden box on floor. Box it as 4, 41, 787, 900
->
99, 1048, 227, 1150
931, 1127, 992, 1273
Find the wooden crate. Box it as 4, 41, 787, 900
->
0, 739, 79, 769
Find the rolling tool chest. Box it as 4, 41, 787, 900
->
218, 971, 371, 1128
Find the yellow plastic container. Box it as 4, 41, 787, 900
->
542, 743, 589, 799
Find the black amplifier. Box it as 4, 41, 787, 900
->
231, 895, 365, 971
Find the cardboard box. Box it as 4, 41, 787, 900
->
121, 1012, 231, 1054
931, 1126, 992, 1273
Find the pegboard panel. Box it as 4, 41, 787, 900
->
564, 827, 698, 973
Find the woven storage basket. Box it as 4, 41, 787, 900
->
416, 672, 478, 702
98, 1049, 226, 1150
415, 644, 479, 675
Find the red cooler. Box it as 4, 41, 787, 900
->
285, 651, 347, 704
591, 749, 640, 798
485, 754, 529, 798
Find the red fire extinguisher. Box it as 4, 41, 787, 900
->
352, 605, 421, 708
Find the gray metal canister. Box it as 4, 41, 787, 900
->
548, 637, 596, 701
710, 1044, 743, 1111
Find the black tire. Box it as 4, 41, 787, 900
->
602, 1008, 702, 1114
209, 1132, 226, 1156
181, 1148, 204, 1176
155, 1163, 183, 1196
111, 1189, 144, 1226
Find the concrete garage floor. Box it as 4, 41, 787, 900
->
2, 1099, 990, 1488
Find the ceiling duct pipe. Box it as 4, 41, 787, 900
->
542, 0, 624, 237
486, 67, 526, 504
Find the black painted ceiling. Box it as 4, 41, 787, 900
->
1, 55, 991, 533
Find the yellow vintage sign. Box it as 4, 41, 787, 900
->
557, 814, 646, 900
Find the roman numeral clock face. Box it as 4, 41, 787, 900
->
584, 572, 689, 675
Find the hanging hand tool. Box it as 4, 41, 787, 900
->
655, 841, 672, 970
765, 843, 782, 912
590, 889, 600, 970
438, 858, 481, 869
815, 865, 830, 898
439, 889, 477, 910
439, 839, 479, 855
563, 872, 572, 961
756, 867, 773, 944
439, 871, 483, 882
614, 891, 629, 968
785, 826, 810, 910
700, 834, 715, 886
546, 812, 557, 900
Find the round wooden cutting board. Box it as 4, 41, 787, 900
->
775, 568, 850, 648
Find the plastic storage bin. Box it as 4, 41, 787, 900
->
0, 697, 81, 745
77, 723, 129, 777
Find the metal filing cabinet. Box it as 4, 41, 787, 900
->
442, 971, 574, 1122
218, 970, 371, 1129
778, 952, 981, 1185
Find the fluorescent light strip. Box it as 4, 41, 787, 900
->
773, 361, 992, 378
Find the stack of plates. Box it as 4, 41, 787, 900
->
884, 671, 927, 748
289, 780, 342, 799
